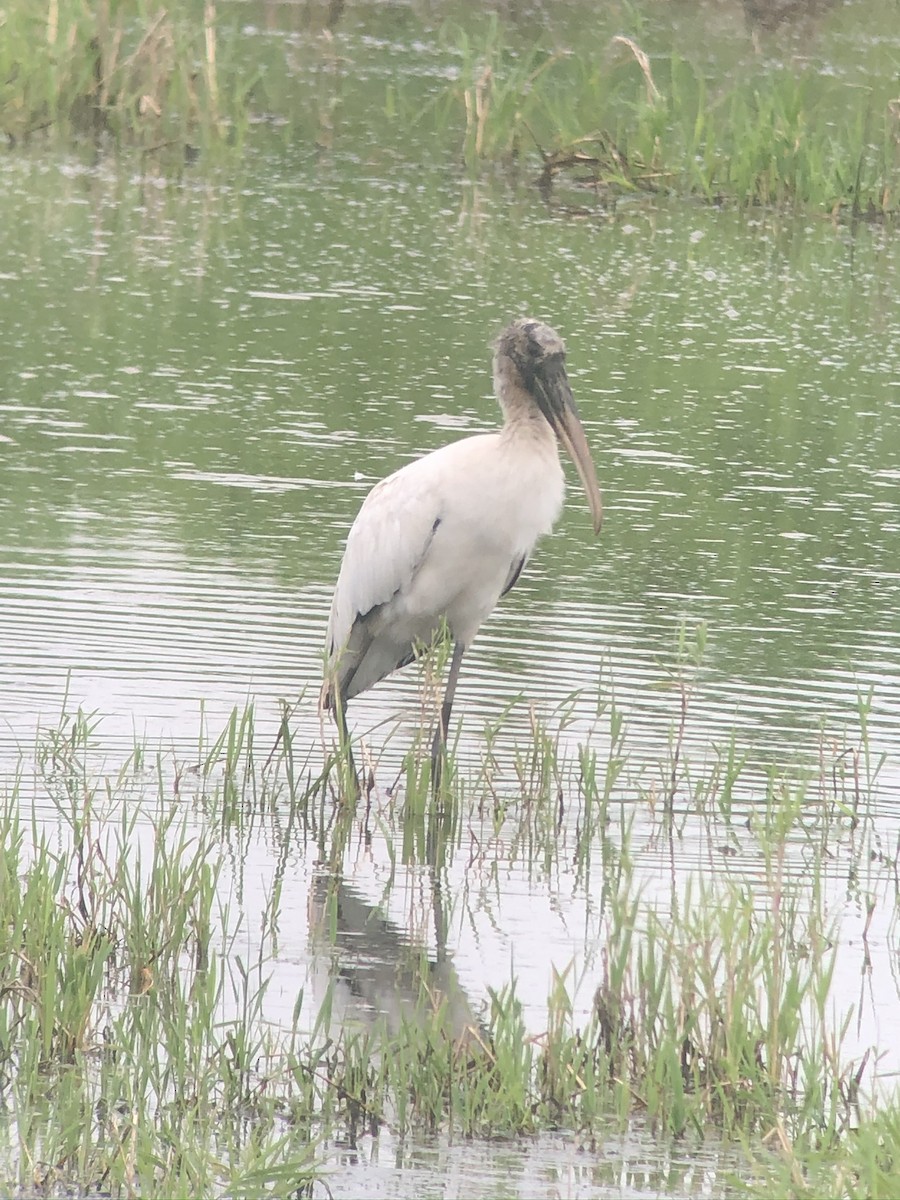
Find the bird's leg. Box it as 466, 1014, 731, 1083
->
333, 692, 360, 799
430, 640, 465, 787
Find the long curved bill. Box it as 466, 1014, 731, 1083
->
556, 404, 603, 534
533, 356, 603, 534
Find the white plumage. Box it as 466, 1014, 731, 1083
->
322, 317, 602, 784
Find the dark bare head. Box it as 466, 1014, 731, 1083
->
493, 319, 567, 419
493, 318, 603, 533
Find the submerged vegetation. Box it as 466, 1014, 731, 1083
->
1, 0, 898, 215
2, 683, 900, 1196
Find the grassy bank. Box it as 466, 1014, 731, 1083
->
444, 18, 900, 217
2, 694, 899, 1196
0, 1, 240, 159
1, 0, 897, 216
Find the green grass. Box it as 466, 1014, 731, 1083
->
2, 678, 900, 1196
441, 16, 899, 216
2, 0, 896, 215
2, 707, 320, 1197
0, 0, 254, 160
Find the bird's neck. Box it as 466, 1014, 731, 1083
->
496, 388, 561, 453
500, 403, 557, 449
494, 360, 558, 452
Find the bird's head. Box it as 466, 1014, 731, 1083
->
493, 318, 603, 534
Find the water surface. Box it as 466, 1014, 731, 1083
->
2, 3, 899, 1193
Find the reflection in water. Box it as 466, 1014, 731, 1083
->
323, 1122, 744, 1200
308, 875, 480, 1046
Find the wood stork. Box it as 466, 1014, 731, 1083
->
321, 317, 603, 787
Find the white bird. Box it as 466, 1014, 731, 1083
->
321, 317, 603, 786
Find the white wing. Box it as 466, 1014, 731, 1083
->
327, 461, 444, 652
324, 455, 447, 701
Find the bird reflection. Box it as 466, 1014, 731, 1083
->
308, 874, 481, 1047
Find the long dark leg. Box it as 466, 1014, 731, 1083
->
430, 640, 465, 786
333, 691, 360, 798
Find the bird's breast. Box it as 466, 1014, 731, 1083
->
398, 433, 565, 645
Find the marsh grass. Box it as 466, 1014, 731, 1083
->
3, 681, 900, 1195
0, 0, 253, 159
2, 706, 320, 1197
443, 16, 899, 216
4, 1, 897, 214
298, 653, 900, 1179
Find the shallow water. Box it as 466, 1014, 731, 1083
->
3, 155, 897, 786
2, 1, 900, 1194
319, 1124, 743, 1199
